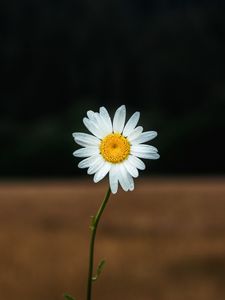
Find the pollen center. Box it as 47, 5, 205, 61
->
100, 133, 130, 163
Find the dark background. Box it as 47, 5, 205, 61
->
1, 0, 225, 177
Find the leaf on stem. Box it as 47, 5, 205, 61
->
63, 293, 76, 300
92, 259, 106, 281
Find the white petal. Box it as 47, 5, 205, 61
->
78, 154, 100, 169
72, 132, 100, 147
94, 112, 109, 137
113, 105, 126, 133
123, 159, 139, 178
131, 144, 158, 154
87, 156, 105, 175
121, 164, 134, 191
99, 107, 113, 133
118, 164, 129, 192
127, 173, 134, 191
93, 112, 101, 125
87, 110, 96, 121
128, 155, 146, 170
132, 131, 158, 144
73, 147, 99, 157
123, 112, 140, 137
93, 162, 111, 183
131, 151, 160, 160
127, 126, 143, 141
109, 164, 119, 194
83, 117, 105, 139
87, 111, 102, 129
119, 165, 134, 191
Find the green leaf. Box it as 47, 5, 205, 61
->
63, 293, 76, 300
92, 259, 106, 281
97, 259, 106, 276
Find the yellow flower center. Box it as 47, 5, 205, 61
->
100, 133, 130, 163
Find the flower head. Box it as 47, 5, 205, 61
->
73, 105, 159, 194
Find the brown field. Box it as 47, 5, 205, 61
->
0, 178, 225, 300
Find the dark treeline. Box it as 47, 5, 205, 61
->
1, 0, 225, 176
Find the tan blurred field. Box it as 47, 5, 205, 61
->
0, 178, 225, 300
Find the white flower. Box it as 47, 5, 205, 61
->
72, 105, 159, 194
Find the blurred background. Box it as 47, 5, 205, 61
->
0, 0, 225, 299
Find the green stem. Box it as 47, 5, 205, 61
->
86, 187, 111, 300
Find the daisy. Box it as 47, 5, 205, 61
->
72, 105, 159, 194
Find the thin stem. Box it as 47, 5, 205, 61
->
86, 187, 111, 300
